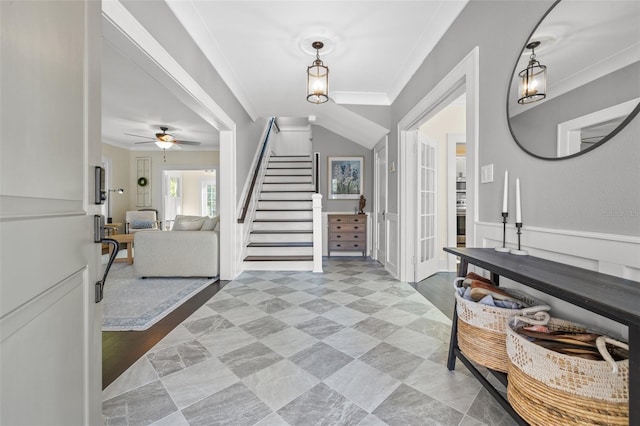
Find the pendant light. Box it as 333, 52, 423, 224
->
307, 41, 329, 104
518, 41, 547, 104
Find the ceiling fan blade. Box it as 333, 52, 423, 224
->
174, 140, 202, 145
134, 141, 155, 145
125, 132, 155, 140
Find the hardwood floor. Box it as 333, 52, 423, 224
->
102, 279, 228, 389
102, 268, 458, 390
411, 272, 457, 320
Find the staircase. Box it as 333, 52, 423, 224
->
243, 155, 317, 270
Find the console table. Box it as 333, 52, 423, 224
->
443, 247, 639, 425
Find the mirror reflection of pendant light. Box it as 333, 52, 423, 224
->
518, 41, 547, 104
307, 41, 329, 104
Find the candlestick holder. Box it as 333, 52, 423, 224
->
510, 222, 529, 256
494, 212, 510, 252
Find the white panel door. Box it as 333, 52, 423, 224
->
374, 141, 388, 264
415, 133, 438, 282
0, 1, 103, 424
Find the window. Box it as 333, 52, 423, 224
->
201, 170, 217, 217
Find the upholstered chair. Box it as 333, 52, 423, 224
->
125, 210, 161, 233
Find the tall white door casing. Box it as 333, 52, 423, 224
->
0, 1, 103, 424
374, 139, 388, 265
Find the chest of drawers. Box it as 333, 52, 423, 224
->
328, 214, 367, 257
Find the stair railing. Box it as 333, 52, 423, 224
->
313, 152, 320, 193
238, 117, 276, 224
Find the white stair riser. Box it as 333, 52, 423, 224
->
270, 156, 311, 162
267, 162, 312, 169
260, 192, 313, 200
262, 183, 314, 191
252, 222, 312, 231
264, 175, 312, 183
246, 246, 313, 256
258, 200, 312, 210
250, 233, 313, 243
265, 168, 312, 176
255, 210, 312, 220
243, 260, 314, 271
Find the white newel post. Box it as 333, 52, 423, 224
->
312, 193, 323, 272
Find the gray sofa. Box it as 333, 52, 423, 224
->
133, 215, 219, 278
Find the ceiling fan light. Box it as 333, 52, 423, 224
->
155, 141, 174, 149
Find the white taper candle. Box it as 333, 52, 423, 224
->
502, 170, 509, 213
516, 177, 522, 223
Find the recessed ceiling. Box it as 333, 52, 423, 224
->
102, 0, 469, 150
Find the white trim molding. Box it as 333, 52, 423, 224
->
475, 220, 640, 339
397, 46, 479, 282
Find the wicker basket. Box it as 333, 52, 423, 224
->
506, 317, 629, 425
454, 278, 549, 372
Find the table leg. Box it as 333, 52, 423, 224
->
447, 259, 469, 371
630, 322, 639, 425
126, 241, 133, 264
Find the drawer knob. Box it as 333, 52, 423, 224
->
354, 235, 359, 239
337, 244, 341, 247
337, 226, 341, 229
354, 244, 359, 247
337, 235, 341, 238
354, 226, 359, 229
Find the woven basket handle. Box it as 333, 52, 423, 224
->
453, 277, 465, 290
596, 336, 629, 374
511, 310, 551, 326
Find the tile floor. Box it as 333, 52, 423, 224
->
103, 258, 516, 426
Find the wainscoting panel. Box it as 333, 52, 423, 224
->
476, 221, 640, 339
386, 213, 399, 279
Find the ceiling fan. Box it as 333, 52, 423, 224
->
126, 126, 202, 149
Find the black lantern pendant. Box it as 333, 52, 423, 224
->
518, 41, 547, 104
307, 41, 329, 104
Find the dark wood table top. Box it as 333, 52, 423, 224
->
444, 247, 640, 326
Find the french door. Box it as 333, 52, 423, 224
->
415, 132, 438, 282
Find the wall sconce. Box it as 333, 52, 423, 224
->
307, 41, 329, 104
107, 188, 124, 223
518, 41, 547, 104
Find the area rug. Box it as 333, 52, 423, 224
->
102, 260, 217, 331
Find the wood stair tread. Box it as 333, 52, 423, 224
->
252, 219, 312, 222
247, 242, 312, 247
256, 209, 311, 212
251, 230, 313, 234
259, 199, 311, 201
244, 255, 313, 261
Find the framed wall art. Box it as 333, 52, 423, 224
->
328, 156, 363, 199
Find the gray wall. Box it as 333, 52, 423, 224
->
121, 1, 264, 204
390, 0, 639, 236
510, 62, 640, 158
312, 125, 374, 213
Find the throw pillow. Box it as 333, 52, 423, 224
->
200, 216, 219, 231
172, 215, 206, 231
131, 220, 154, 229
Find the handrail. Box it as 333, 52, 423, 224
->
238, 117, 276, 223
313, 152, 320, 193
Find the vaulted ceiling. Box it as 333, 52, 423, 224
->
101, 0, 469, 151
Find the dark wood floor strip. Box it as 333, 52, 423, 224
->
102, 279, 227, 389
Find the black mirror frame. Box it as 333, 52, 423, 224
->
506, 0, 640, 161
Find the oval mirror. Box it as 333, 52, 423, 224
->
507, 0, 640, 159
